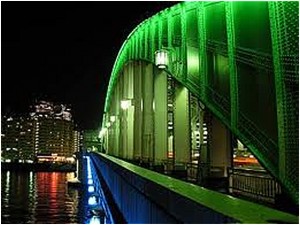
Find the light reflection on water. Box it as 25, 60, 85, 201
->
1, 170, 83, 224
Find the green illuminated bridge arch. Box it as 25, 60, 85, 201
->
101, 1, 298, 203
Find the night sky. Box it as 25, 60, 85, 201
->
2, 1, 178, 130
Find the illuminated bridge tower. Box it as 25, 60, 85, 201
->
97, 1, 298, 211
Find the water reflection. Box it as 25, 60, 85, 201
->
1, 171, 82, 224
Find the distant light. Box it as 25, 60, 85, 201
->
88, 179, 93, 185
110, 116, 116, 123
88, 185, 95, 193
88, 216, 101, 224
66, 157, 75, 163
87, 173, 92, 179
99, 128, 107, 139
121, 100, 132, 110
88, 196, 98, 205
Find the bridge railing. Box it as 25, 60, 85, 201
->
88, 152, 298, 224
228, 167, 282, 204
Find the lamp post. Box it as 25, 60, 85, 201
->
120, 99, 132, 110
155, 49, 170, 69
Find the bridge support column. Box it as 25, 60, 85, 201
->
133, 61, 143, 161
121, 64, 134, 160
107, 78, 121, 157
114, 84, 120, 157
113, 116, 120, 157
142, 63, 154, 163
207, 116, 232, 191
153, 68, 168, 165
174, 85, 190, 171
107, 87, 118, 156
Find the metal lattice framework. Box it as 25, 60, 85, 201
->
102, 1, 299, 203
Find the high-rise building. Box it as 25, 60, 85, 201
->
1, 100, 80, 163
1, 116, 35, 162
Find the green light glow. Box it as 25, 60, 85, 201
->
102, 1, 299, 203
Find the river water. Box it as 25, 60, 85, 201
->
1, 170, 85, 224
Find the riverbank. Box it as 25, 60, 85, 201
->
1, 162, 76, 172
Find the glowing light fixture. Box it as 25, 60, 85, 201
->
88, 196, 98, 205
110, 116, 116, 122
121, 99, 132, 110
155, 49, 169, 69
88, 185, 95, 193
88, 216, 101, 224
98, 128, 107, 138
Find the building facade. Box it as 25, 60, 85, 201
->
1, 116, 35, 162
1, 100, 80, 163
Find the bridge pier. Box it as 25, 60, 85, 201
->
153, 68, 168, 165
206, 115, 232, 192
173, 84, 190, 176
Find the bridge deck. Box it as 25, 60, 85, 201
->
99, 153, 298, 224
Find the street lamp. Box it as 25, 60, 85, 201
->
120, 99, 132, 110
106, 122, 111, 128
155, 49, 169, 69
98, 127, 107, 139
110, 115, 116, 123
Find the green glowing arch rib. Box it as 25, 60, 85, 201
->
103, 1, 299, 203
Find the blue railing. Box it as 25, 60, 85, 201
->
86, 152, 298, 224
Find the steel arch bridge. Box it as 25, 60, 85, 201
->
100, 1, 299, 204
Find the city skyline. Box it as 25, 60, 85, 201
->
1, 100, 80, 163
2, 1, 177, 130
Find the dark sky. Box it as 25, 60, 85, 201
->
2, 1, 178, 130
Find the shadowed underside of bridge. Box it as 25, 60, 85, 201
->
99, 1, 298, 204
